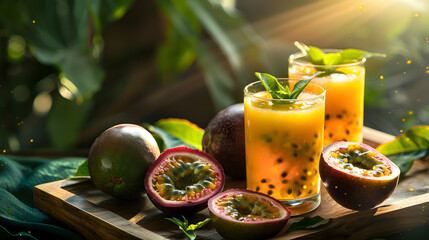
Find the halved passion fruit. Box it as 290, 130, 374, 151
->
144, 146, 225, 216
320, 142, 400, 210
208, 189, 291, 240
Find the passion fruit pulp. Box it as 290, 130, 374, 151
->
88, 124, 160, 199
144, 146, 225, 216
208, 189, 291, 240
320, 142, 400, 210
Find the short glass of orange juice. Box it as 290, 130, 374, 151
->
289, 50, 365, 147
244, 79, 325, 216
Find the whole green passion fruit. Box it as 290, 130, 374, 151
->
202, 103, 246, 179
88, 124, 160, 199
208, 189, 290, 240
144, 146, 225, 216
320, 142, 400, 210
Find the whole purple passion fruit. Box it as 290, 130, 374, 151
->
202, 103, 246, 179
208, 189, 291, 240
320, 142, 400, 210
144, 146, 225, 216
88, 124, 160, 199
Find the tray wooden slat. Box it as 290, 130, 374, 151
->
34, 127, 429, 239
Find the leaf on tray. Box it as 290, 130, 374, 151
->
376, 125, 429, 178
154, 118, 204, 150
286, 216, 331, 234
68, 159, 90, 181
165, 216, 211, 240
144, 120, 203, 152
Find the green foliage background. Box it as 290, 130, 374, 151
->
0, 0, 428, 152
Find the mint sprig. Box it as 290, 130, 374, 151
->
165, 216, 211, 240
254, 71, 323, 101
294, 41, 386, 75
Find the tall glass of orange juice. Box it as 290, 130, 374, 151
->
244, 79, 325, 216
289, 50, 365, 147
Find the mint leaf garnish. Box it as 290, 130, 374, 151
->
165, 216, 211, 240
308, 46, 325, 65
294, 41, 386, 75
340, 49, 386, 63
255, 72, 290, 99
323, 53, 342, 66
254, 71, 323, 101
286, 216, 331, 233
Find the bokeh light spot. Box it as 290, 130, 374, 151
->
33, 92, 52, 116
7, 35, 26, 62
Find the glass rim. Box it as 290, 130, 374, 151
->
244, 78, 326, 103
289, 49, 366, 68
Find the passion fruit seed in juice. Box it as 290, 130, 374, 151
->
245, 91, 324, 200
289, 55, 365, 147
244, 79, 325, 217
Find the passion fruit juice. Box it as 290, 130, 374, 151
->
244, 79, 325, 215
289, 52, 365, 147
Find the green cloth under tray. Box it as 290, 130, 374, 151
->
0, 154, 85, 240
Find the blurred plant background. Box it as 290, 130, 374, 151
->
0, 0, 428, 155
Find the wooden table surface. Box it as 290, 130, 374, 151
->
34, 127, 429, 239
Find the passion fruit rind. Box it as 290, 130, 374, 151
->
320, 142, 400, 211
144, 146, 225, 216
202, 103, 246, 179
88, 124, 160, 199
208, 189, 290, 240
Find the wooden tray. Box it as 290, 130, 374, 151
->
34, 127, 429, 239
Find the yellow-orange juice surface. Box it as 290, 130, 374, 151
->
244, 91, 325, 201
289, 64, 365, 147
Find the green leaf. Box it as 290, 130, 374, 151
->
185, 0, 270, 98
165, 217, 185, 228
47, 93, 93, 150
289, 71, 324, 99
187, 218, 211, 231
154, 118, 204, 150
294, 42, 324, 65
294, 41, 386, 75
0, 0, 131, 100
255, 72, 324, 101
376, 125, 429, 177
294, 41, 310, 54
144, 122, 199, 152
165, 216, 211, 240
156, 0, 235, 111
68, 159, 90, 181
144, 125, 189, 152
286, 216, 331, 233
254, 72, 289, 99
308, 46, 325, 65
156, 25, 197, 82
340, 49, 386, 63
323, 53, 342, 66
